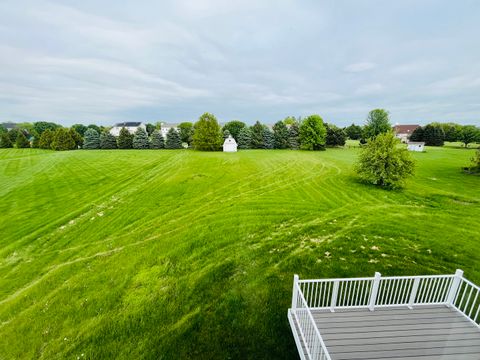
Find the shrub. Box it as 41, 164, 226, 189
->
288, 122, 300, 149
299, 114, 326, 150
272, 121, 289, 149
51, 128, 76, 151
83, 129, 100, 149
117, 127, 133, 149
237, 127, 251, 149
15, 132, 30, 148
39, 129, 55, 149
150, 130, 165, 149
192, 113, 223, 151
355, 132, 415, 189
222, 121, 246, 141
100, 132, 117, 149
133, 128, 150, 149
364, 109, 391, 139
0, 132, 13, 148
165, 128, 183, 149
326, 124, 346, 147
423, 124, 444, 146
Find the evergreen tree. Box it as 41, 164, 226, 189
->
117, 127, 133, 149
263, 127, 274, 149
409, 126, 424, 142
273, 121, 290, 149
345, 123, 363, 140
364, 109, 391, 139
133, 127, 150, 149
150, 130, 165, 149
166, 128, 183, 149
423, 124, 444, 146
326, 124, 346, 147
83, 128, 100, 149
69, 128, 83, 148
192, 113, 223, 151
100, 132, 117, 149
0, 132, 13, 148
288, 122, 300, 149
51, 128, 76, 151
237, 127, 252, 149
15, 132, 30, 148
250, 121, 265, 149
39, 129, 54, 149
299, 114, 327, 150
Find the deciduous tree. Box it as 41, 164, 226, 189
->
178, 122, 194, 145
0, 132, 13, 148
345, 123, 363, 140
192, 113, 223, 151
326, 124, 346, 147
15, 132, 30, 148
222, 121, 246, 141
364, 109, 391, 139
299, 114, 326, 150
459, 125, 480, 147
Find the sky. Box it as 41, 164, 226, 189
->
0, 0, 479, 127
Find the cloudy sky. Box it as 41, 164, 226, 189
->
1, 0, 479, 126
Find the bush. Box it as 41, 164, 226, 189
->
39, 129, 55, 149
288, 122, 300, 149
117, 127, 133, 149
165, 128, 183, 149
355, 132, 415, 189
272, 121, 289, 149
299, 114, 326, 150
423, 124, 444, 146
192, 113, 223, 151
364, 109, 391, 139
0, 132, 13, 148
326, 124, 346, 147
83, 129, 100, 149
15, 132, 30, 148
100, 132, 117, 149
51, 128, 76, 151
237, 127, 251, 149
133, 128, 150, 149
150, 130, 165, 149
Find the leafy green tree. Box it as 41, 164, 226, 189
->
15, 132, 30, 148
223, 129, 231, 139
178, 122, 194, 145
150, 130, 165, 149
470, 148, 480, 172
409, 126, 424, 142
263, 127, 274, 149
87, 124, 101, 134
299, 114, 326, 150
459, 125, 480, 147
283, 116, 297, 126
0, 124, 6, 134
440, 123, 462, 142
364, 109, 391, 139
250, 121, 265, 149
100, 132, 117, 149
423, 124, 444, 146
145, 123, 156, 136
71, 124, 88, 137
222, 121, 246, 141
237, 127, 252, 149
39, 129, 55, 149
0, 132, 13, 148
133, 128, 150, 149
51, 128, 76, 151
69, 128, 83, 148
8, 128, 20, 143
117, 127, 133, 149
192, 113, 223, 151
166, 128, 183, 149
326, 124, 346, 147
33, 121, 60, 136
355, 132, 415, 189
83, 129, 100, 149
345, 123, 363, 140
272, 121, 290, 149
288, 122, 300, 149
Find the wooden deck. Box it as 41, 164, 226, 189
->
292, 305, 480, 360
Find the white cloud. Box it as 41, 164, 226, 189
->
354, 83, 384, 96
344, 62, 377, 73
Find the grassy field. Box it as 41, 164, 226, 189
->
0, 147, 479, 359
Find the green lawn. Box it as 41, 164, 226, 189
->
0, 147, 479, 359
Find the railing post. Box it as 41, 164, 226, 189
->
408, 278, 420, 309
292, 274, 299, 309
369, 272, 381, 311
330, 281, 339, 312
447, 269, 464, 306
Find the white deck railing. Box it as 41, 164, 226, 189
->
289, 269, 480, 359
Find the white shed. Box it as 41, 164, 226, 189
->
407, 142, 425, 152
223, 135, 237, 152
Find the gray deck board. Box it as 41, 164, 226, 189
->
292, 305, 480, 360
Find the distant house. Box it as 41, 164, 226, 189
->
223, 135, 237, 152
160, 123, 179, 138
1, 122, 17, 131
393, 124, 420, 143
109, 122, 146, 137
407, 141, 425, 152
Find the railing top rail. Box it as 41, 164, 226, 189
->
298, 274, 455, 283
295, 283, 332, 359
460, 276, 480, 291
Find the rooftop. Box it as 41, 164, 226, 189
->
393, 124, 420, 134
113, 122, 142, 127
